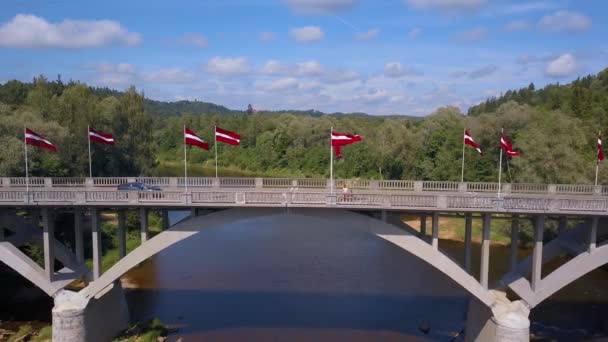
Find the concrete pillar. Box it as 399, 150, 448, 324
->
139, 207, 148, 243
464, 213, 473, 274
0, 225, 4, 242
190, 207, 198, 218
480, 213, 491, 290
531, 215, 544, 292
558, 216, 567, 236
381, 210, 387, 223
74, 208, 84, 264
589, 216, 598, 253
162, 210, 170, 230
117, 210, 126, 258
465, 292, 530, 342
91, 208, 102, 280
42, 208, 55, 281
431, 212, 439, 250
510, 215, 519, 273
420, 213, 427, 237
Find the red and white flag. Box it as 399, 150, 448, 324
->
88, 127, 115, 145
185, 127, 210, 150
598, 134, 604, 162
500, 133, 521, 157
464, 130, 482, 154
331, 131, 362, 159
215, 127, 240, 146
25, 128, 57, 152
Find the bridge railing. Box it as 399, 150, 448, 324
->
1, 177, 608, 197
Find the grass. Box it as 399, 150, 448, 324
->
6, 324, 52, 342
113, 318, 168, 342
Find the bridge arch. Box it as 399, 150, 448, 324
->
81, 208, 495, 307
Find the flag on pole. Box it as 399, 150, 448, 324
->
25, 128, 57, 152
215, 127, 240, 146
331, 131, 362, 159
88, 127, 115, 145
464, 130, 482, 154
500, 133, 521, 157
598, 134, 604, 162
185, 127, 210, 150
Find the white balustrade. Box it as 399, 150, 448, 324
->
262, 178, 292, 188
390, 194, 436, 208
32, 191, 76, 202
378, 180, 415, 191
245, 192, 285, 204
10, 177, 44, 187
138, 191, 181, 202
136, 177, 171, 186
448, 196, 494, 209
192, 192, 235, 203
178, 177, 213, 187
511, 183, 548, 194
51, 177, 86, 187
0, 191, 25, 202
423, 181, 459, 192
219, 178, 255, 188
92, 177, 128, 187
466, 182, 499, 193
86, 191, 129, 202
555, 184, 595, 195
294, 179, 326, 188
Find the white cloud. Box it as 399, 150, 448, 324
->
290, 26, 324, 42
538, 10, 591, 32
469, 65, 498, 79
383, 62, 423, 78
545, 54, 577, 77
456, 27, 487, 42
323, 69, 360, 84
355, 28, 380, 41
176, 33, 208, 48
143, 68, 195, 84
502, 1, 559, 14
408, 27, 422, 39
0, 14, 140, 48
286, 0, 359, 14
261, 60, 287, 75
95, 63, 137, 86
504, 20, 529, 31
259, 31, 276, 41
354, 88, 390, 104
406, 0, 486, 11
265, 77, 301, 92
205, 57, 249, 76
295, 60, 323, 76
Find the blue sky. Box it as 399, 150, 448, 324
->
0, 0, 606, 116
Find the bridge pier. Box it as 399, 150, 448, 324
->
42, 208, 55, 281
118, 210, 126, 258
140, 208, 148, 243
162, 209, 170, 230
531, 215, 544, 291
420, 213, 427, 237
464, 213, 472, 274
432, 212, 439, 250
510, 215, 519, 272
480, 213, 491, 289
74, 208, 84, 264
53, 283, 129, 342
589, 216, 598, 253
91, 208, 102, 279
466, 291, 530, 342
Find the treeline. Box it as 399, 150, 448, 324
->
1, 68, 607, 184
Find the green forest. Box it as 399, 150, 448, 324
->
1, 67, 608, 184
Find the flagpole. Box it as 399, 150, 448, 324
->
215, 126, 218, 178
184, 125, 188, 193
88, 125, 92, 178
24, 127, 29, 194
330, 127, 334, 194
596, 130, 601, 186
461, 128, 466, 183
498, 128, 504, 197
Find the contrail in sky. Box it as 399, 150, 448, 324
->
334, 15, 360, 32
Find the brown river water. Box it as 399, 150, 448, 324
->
121, 211, 608, 341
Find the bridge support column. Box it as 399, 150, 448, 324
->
74, 208, 84, 264
531, 215, 544, 292
91, 208, 102, 280
420, 214, 427, 237
42, 208, 55, 281
432, 212, 439, 250
162, 210, 170, 230
510, 215, 519, 272
53, 284, 129, 342
466, 291, 530, 342
191, 207, 198, 218
480, 213, 491, 290
140, 208, 148, 243
464, 213, 472, 274
588, 216, 598, 253
117, 210, 126, 258
558, 216, 567, 236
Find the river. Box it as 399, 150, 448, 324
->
121, 211, 608, 341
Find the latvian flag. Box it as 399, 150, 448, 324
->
215, 127, 240, 146
25, 128, 57, 152
500, 133, 521, 157
464, 130, 482, 154
88, 127, 115, 145
184, 127, 210, 150
598, 134, 604, 163
331, 131, 362, 159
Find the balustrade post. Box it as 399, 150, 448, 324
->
370, 180, 379, 191
531, 215, 545, 292
74, 208, 84, 264
432, 212, 439, 250
510, 214, 519, 273
464, 213, 472, 274
140, 208, 148, 243
420, 214, 427, 237
91, 208, 102, 279
127, 177, 136, 184
42, 208, 55, 281
437, 195, 447, 209
480, 213, 491, 290
169, 177, 178, 190
589, 216, 598, 253
118, 210, 126, 258
414, 181, 423, 192
548, 184, 557, 194
1, 177, 9, 187
458, 182, 467, 193
85, 178, 94, 189
212, 177, 220, 189
255, 178, 263, 189
502, 183, 511, 194
593, 185, 602, 196
44, 178, 53, 188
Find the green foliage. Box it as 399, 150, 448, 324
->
113, 318, 168, 342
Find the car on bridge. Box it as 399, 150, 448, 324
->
117, 182, 161, 191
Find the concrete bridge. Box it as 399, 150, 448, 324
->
1, 177, 607, 341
